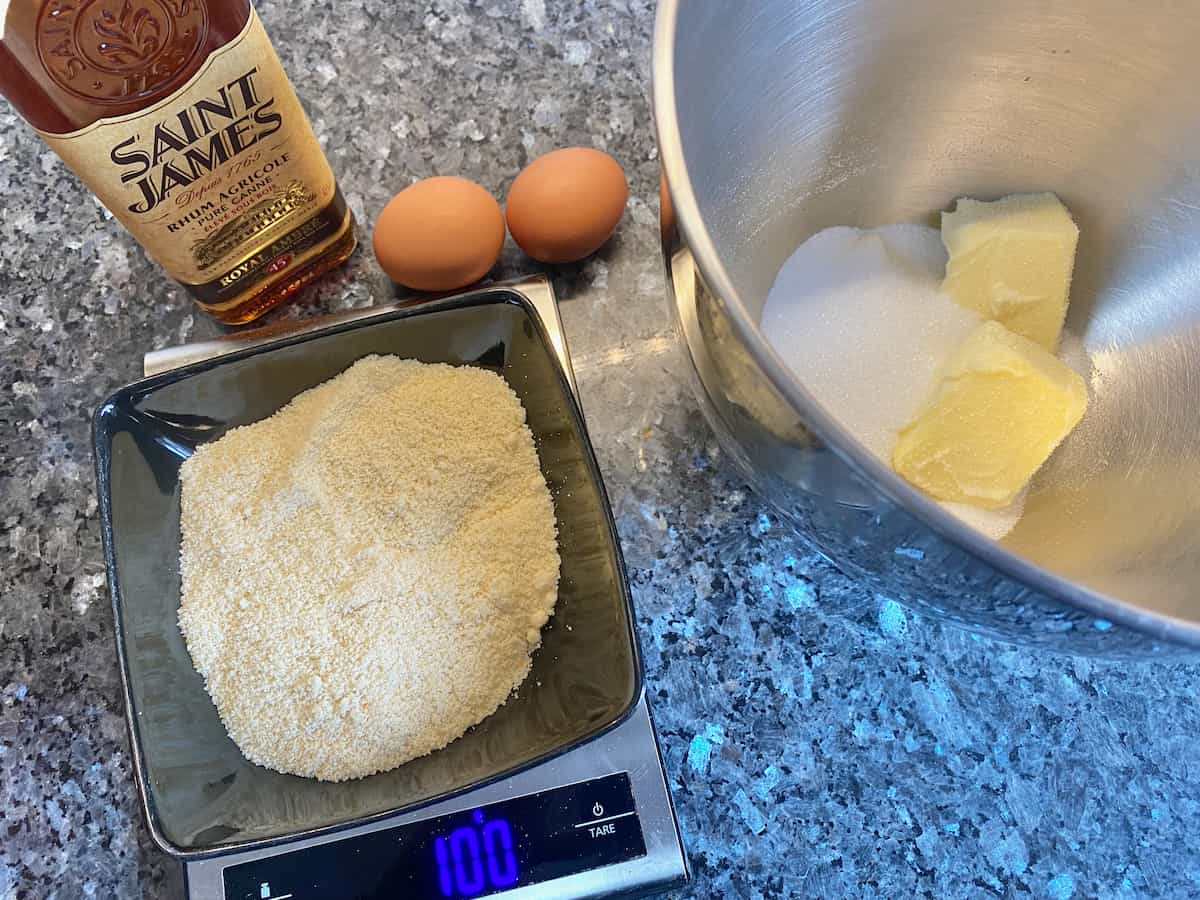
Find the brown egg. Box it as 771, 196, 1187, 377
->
506, 148, 628, 264
373, 176, 504, 291
659, 169, 677, 241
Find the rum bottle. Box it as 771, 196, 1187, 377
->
0, 0, 356, 323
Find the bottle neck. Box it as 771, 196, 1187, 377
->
0, 0, 252, 134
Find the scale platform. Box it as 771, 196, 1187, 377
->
134, 276, 688, 900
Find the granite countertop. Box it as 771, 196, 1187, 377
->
4, 2, 1200, 898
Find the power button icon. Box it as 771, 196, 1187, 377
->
592, 803, 604, 817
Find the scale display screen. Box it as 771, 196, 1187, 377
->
222, 772, 646, 900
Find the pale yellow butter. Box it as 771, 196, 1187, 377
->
941, 192, 1079, 350
892, 321, 1087, 509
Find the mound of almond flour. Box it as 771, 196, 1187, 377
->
178, 355, 560, 781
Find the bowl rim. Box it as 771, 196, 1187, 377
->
651, 0, 1200, 648
92, 286, 645, 859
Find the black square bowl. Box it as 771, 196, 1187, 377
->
93, 289, 642, 858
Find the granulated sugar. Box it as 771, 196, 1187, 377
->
178, 356, 560, 782
761, 224, 1062, 540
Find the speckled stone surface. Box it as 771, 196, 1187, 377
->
3, 2, 1200, 898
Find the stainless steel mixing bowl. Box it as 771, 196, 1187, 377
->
654, 0, 1200, 653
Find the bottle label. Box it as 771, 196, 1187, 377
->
37, 8, 343, 309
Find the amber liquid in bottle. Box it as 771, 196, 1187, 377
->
0, 0, 355, 323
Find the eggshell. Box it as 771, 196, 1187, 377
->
373, 176, 504, 291
506, 148, 627, 264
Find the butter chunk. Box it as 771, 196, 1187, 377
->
892, 321, 1087, 509
941, 192, 1079, 350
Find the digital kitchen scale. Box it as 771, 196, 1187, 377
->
185, 697, 684, 899
102, 276, 688, 900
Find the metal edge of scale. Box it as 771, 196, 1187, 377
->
143, 275, 574, 384
146, 275, 689, 899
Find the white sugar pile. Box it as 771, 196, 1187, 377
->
761, 224, 1085, 540
178, 356, 560, 782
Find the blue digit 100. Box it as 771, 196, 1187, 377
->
434, 809, 519, 897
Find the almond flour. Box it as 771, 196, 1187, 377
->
178, 355, 560, 782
